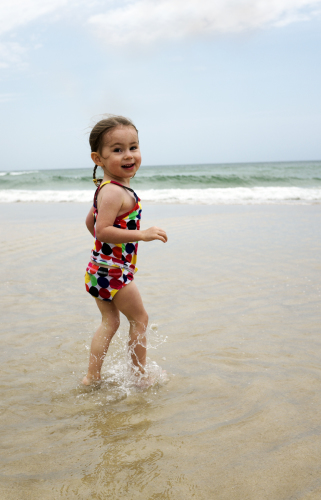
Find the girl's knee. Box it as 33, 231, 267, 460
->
141, 311, 149, 327
101, 312, 120, 332
129, 310, 148, 328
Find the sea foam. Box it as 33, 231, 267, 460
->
0, 187, 321, 204
140, 187, 321, 204
0, 190, 93, 203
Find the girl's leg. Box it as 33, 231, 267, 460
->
82, 299, 120, 385
113, 281, 148, 375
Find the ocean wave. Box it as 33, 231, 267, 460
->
0, 190, 93, 203
9, 170, 39, 176
1, 187, 321, 204
136, 172, 321, 182
140, 187, 321, 204
1, 163, 321, 191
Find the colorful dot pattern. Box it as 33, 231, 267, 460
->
90, 181, 142, 273
85, 262, 134, 301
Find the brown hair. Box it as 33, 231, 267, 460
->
89, 115, 138, 186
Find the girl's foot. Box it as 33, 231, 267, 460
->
133, 375, 154, 389
133, 370, 168, 389
81, 375, 101, 386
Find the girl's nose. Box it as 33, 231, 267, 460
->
124, 150, 133, 158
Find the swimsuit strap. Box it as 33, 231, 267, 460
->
94, 180, 139, 208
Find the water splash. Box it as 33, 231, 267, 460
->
78, 322, 168, 402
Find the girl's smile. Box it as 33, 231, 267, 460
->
122, 163, 135, 170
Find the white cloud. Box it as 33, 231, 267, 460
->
0, 0, 320, 68
88, 0, 321, 45
0, 0, 94, 68
0, 0, 72, 36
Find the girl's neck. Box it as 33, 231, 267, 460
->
102, 174, 131, 188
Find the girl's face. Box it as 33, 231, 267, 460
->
91, 125, 141, 182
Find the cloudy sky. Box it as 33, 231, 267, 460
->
1, 0, 321, 170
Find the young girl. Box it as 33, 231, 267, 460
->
83, 115, 167, 386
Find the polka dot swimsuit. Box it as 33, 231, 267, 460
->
85, 180, 142, 302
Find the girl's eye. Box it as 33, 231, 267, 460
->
113, 148, 121, 153
130, 146, 137, 151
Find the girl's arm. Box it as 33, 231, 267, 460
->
85, 207, 95, 237
96, 184, 167, 244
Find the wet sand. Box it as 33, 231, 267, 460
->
1, 203, 321, 499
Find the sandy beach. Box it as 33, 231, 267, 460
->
1, 202, 321, 499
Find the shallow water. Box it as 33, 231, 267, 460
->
1, 204, 321, 499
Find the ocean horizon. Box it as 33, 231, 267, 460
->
1, 160, 321, 204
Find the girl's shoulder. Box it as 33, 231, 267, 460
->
97, 180, 126, 201
96, 181, 131, 214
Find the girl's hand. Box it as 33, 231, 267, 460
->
141, 226, 168, 243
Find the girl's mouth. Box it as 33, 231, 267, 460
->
122, 163, 135, 169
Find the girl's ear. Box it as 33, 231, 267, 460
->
91, 152, 104, 166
